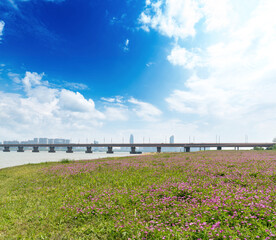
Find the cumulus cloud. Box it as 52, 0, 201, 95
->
166, 0, 276, 141
59, 90, 103, 118
22, 72, 45, 92
167, 45, 202, 69
200, 0, 231, 31
0, 21, 5, 40
139, 0, 202, 39
128, 97, 162, 121
166, 0, 276, 118
0, 71, 105, 140
139, 0, 233, 38
139, 0, 276, 141
0, 71, 165, 141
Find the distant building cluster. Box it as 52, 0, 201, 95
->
0, 135, 207, 153
120, 134, 180, 152
2, 138, 70, 145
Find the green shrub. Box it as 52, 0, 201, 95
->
60, 158, 73, 163
253, 146, 264, 150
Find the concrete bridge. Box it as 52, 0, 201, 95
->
0, 143, 274, 154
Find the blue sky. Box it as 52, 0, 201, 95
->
0, 0, 275, 143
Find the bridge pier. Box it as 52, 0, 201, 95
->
130, 146, 136, 154
185, 147, 190, 152
17, 146, 24, 152
204, 147, 206, 151
217, 146, 222, 150
85, 146, 93, 153
157, 146, 161, 153
66, 146, 73, 153
107, 146, 113, 154
237, 147, 239, 151
49, 146, 56, 153
32, 146, 39, 152
3, 146, 10, 152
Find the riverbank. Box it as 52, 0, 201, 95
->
1, 151, 276, 239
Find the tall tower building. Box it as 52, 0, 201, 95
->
169, 135, 174, 144
130, 134, 134, 144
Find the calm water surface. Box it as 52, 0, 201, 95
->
0, 151, 133, 169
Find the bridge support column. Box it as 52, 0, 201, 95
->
237, 147, 239, 151
130, 146, 136, 154
66, 146, 73, 153
85, 147, 93, 153
217, 146, 222, 150
107, 146, 113, 154
185, 147, 190, 152
3, 146, 10, 152
32, 146, 39, 152
17, 146, 24, 152
204, 147, 206, 151
157, 146, 161, 153
49, 146, 56, 153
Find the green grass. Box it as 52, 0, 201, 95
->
0, 151, 276, 239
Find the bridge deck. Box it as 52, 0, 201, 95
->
0, 143, 274, 148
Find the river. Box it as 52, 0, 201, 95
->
0, 151, 133, 169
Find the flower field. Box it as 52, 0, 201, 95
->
1, 151, 276, 239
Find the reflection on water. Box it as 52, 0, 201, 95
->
0, 151, 133, 169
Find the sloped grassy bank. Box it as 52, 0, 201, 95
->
0, 151, 276, 239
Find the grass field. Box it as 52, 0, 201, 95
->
0, 151, 276, 239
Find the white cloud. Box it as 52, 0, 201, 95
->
0, 71, 167, 141
64, 82, 87, 90
101, 97, 116, 103
123, 38, 130, 52
164, 0, 276, 140
101, 96, 123, 103
138, 0, 276, 141
0, 21, 5, 40
138, 0, 234, 38
167, 45, 202, 69
59, 90, 94, 112
128, 97, 162, 121
200, 0, 232, 31
0, 72, 106, 140
146, 0, 151, 6
146, 62, 154, 67
139, 0, 202, 39
8, 72, 21, 83
22, 71, 45, 92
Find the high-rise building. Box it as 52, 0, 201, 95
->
54, 138, 65, 144
4, 140, 20, 144
130, 134, 134, 144
39, 138, 48, 144
169, 135, 174, 144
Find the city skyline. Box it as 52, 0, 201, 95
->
0, 134, 177, 145
0, 0, 275, 143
